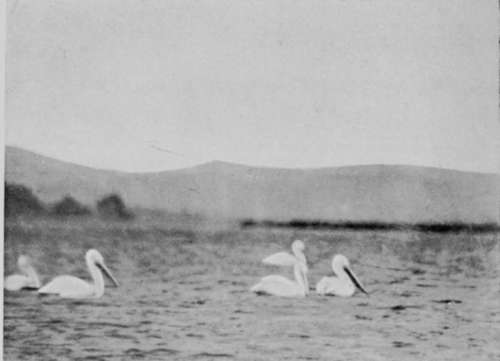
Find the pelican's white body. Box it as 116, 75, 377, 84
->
316, 254, 367, 297
39, 275, 102, 299
38, 249, 118, 299
4, 256, 41, 291
251, 240, 309, 297
316, 274, 356, 297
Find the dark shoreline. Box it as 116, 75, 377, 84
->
240, 219, 500, 233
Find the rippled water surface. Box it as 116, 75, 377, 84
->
4, 218, 500, 360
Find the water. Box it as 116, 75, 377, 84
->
4, 218, 500, 360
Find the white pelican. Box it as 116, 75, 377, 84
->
4, 255, 41, 291
251, 240, 309, 297
316, 254, 368, 297
38, 249, 119, 299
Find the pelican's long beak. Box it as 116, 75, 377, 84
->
98, 262, 120, 287
301, 266, 310, 294
344, 266, 368, 295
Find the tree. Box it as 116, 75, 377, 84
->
5, 183, 45, 217
52, 196, 91, 216
96, 194, 133, 220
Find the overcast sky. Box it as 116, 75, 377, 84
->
6, 0, 499, 173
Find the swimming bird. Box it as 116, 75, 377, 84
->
316, 254, 368, 297
38, 249, 119, 299
4, 255, 41, 291
251, 240, 309, 297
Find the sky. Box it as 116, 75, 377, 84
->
5, 0, 500, 173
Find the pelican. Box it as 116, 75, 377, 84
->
316, 254, 368, 297
251, 240, 309, 297
38, 249, 119, 299
4, 255, 41, 291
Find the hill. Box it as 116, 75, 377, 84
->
5, 146, 500, 223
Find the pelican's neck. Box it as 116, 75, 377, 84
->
86, 257, 105, 298
292, 248, 305, 264
26, 266, 41, 287
293, 250, 308, 271
21, 264, 41, 288
332, 263, 349, 280
292, 249, 308, 295
293, 263, 307, 296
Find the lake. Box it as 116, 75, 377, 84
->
4, 217, 500, 360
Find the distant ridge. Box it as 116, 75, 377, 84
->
5, 145, 500, 223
